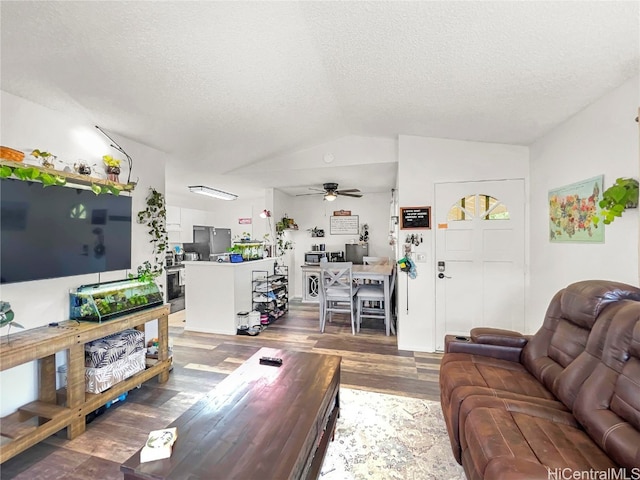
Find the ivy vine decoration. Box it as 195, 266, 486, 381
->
275, 219, 294, 257
0, 162, 124, 195
0, 163, 67, 188
136, 187, 168, 279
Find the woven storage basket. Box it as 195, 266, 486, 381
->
0, 146, 25, 162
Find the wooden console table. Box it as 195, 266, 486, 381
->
121, 347, 341, 480
0, 304, 171, 463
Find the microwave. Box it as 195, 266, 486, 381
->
304, 252, 327, 265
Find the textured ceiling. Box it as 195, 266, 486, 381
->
1, 1, 638, 199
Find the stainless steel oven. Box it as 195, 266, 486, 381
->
167, 266, 184, 300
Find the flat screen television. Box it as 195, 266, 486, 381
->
1, 178, 132, 284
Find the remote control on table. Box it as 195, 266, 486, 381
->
259, 356, 283, 366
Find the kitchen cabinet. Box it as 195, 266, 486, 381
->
0, 305, 171, 463
166, 205, 181, 226
183, 258, 275, 335
179, 208, 206, 244
301, 267, 320, 303
166, 206, 182, 235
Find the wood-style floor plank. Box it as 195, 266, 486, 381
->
1, 300, 443, 479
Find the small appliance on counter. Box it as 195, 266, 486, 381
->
183, 251, 200, 261
304, 251, 328, 265
329, 251, 344, 262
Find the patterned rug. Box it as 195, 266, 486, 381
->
320, 388, 467, 480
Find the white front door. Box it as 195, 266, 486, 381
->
434, 179, 525, 351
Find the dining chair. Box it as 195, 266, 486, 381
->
362, 256, 390, 266
319, 262, 358, 334
356, 263, 396, 335
360, 256, 391, 304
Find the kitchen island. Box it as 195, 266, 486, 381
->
183, 258, 275, 335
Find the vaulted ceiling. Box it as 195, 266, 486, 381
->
1, 1, 638, 199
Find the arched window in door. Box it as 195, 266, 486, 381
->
446, 194, 510, 221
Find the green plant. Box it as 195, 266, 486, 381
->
595, 177, 639, 225
129, 260, 158, 283
0, 163, 67, 188
102, 155, 121, 168
0, 301, 23, 338
136, 188, 168, 279
0, 162, 127, 195
30, 149, 56, 168
275, 221, 293, 257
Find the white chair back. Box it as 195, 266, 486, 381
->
319, 262, 357, 334
320, 262, 353, 291
363, 256, 390, 265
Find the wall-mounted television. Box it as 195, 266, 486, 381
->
1, 178, 132, 284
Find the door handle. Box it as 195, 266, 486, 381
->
438, 272, 451, 279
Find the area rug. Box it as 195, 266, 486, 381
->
320, 388, 466, 480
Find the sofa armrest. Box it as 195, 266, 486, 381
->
444, 333, 524, 362
470, 327, 528, 348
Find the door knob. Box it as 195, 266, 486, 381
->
438, 272, 451, 279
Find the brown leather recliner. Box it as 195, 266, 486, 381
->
439, 280, 640, 478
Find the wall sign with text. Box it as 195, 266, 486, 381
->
400, 206, 431, 230
330, 215, 359, 235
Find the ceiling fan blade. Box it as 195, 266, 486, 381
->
295, 192, 324, 197
336, 188, 361, 194
339, 192, 363, 198
308, 187, 326, 192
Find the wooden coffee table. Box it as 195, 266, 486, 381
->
121, 347, 341, 480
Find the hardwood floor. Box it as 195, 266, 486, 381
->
1, 301, 443, 479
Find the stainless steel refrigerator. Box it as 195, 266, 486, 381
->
192, 226, 231, 259
345, 243, 368, 264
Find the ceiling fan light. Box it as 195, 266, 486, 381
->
324, 192, 337, 201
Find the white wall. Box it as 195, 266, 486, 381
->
397, 136, 529, 352
0, 91, 168, 416
165, 192, 268, 246
287, 192, 394, 298
528, 75, 639, 325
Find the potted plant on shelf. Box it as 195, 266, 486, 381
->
103, 155, 122, 182
73, 161, 95, 175
0, 301, 23, 341
594, 177, 639, 225
30, 149, 57, 169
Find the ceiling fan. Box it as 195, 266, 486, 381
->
296, 182, 362, 201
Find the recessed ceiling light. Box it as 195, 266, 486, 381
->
323, 153, 335, 164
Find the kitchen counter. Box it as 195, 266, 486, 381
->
183, 258, 276, 335
181, 259, 270, 267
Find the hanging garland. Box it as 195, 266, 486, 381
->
136, 187, 168, 279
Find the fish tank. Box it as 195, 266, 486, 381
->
70, 277, 164, 322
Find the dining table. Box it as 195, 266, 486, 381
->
300, 262, 397, 335
352, 263, 396, 336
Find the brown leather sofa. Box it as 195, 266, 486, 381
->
439, 280, 640, 479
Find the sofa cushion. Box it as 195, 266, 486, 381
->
520, 280, 639, 391
462, 407, 617, 480
571, 302, 640, 469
